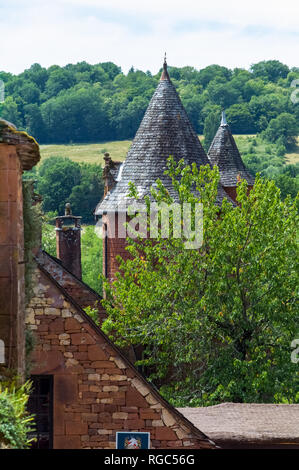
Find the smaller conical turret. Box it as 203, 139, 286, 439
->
208, 111, 254, 201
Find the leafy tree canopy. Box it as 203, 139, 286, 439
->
102, 158, 299, 406
28, 156, 103, 222
0, 60, 297, 143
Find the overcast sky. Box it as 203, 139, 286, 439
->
1, 0, 298, 75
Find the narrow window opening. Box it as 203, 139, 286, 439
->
27, 375, 53, 449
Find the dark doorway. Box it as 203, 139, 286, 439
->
27, 375, 53, 449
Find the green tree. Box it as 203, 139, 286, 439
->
203, 108, 221, 151
37, 157, 81, 214
69, 163, 104, 223
35, 157, 104, 222
207, 79, 241, 108
24, 103, 45, 142
45, 68, 76, 98
263, 113, 299, 149
226, 103, 255, 134
1, 96, 22, 127
102, 159, 299, 406
250, 60, 289, 82
81, 225, 102, 294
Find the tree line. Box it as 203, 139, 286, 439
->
0, 60, 298, 144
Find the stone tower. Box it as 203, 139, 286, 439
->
55, 204, 82, 279
208, 111, 254, 202
95, 58, 229, 282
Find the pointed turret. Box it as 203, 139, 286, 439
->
208, 111, 254, 201
96, 57, 211, 213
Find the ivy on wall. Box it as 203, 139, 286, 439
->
23, 180, 42, 303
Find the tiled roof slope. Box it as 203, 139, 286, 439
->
36, 250, 107, 325
178, 403, 299, 448
97, 61, 229, 214
208, 112, 255, 187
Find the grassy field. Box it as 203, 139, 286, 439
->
40, 135, 299, 166
285, 137, 299, 164
40, 140, 132, 165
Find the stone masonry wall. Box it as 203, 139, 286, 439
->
0, 143, 25, 375
102, 213, 129, 283
26, 267, 214, 449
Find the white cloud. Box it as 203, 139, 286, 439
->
0, 0, 298, 74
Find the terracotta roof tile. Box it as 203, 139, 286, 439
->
178, 403, 299, 444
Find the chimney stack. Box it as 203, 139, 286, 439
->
55, 204, 82, 279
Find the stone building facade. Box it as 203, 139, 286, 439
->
0, 120, 40, 377
25, 266, 214, 449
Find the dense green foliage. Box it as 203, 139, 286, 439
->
24, 157, 104, 223
227, 134, 299, 198
102, 158, 299, 406
23, 181, 42, 303
81, 225, 103, 294
0, 60, 298, 144
0, 381, 35, 449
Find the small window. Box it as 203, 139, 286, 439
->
27, 375, 53, 449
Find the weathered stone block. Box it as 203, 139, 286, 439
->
112, 412, 128, 420
88, 373, 100, 381
131, 377, 149, 396
103, 385, 118, 392
162, 408, 176, 427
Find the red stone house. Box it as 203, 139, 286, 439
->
25, 263, 215, 449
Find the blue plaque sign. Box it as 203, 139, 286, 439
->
116, 432, 150, 449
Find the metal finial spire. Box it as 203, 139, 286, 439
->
221, 110, 228, 126
160, 52, 170, 81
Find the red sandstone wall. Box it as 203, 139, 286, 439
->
102, 213, 130, 283
26, 268, 213, 449
224, 185, 253, 203
0, 143, 25, 375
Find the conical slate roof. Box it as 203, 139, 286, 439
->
207, 112, 254, 187
97, 60, 215, 213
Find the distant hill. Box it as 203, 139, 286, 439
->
1, 60, 298, 146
